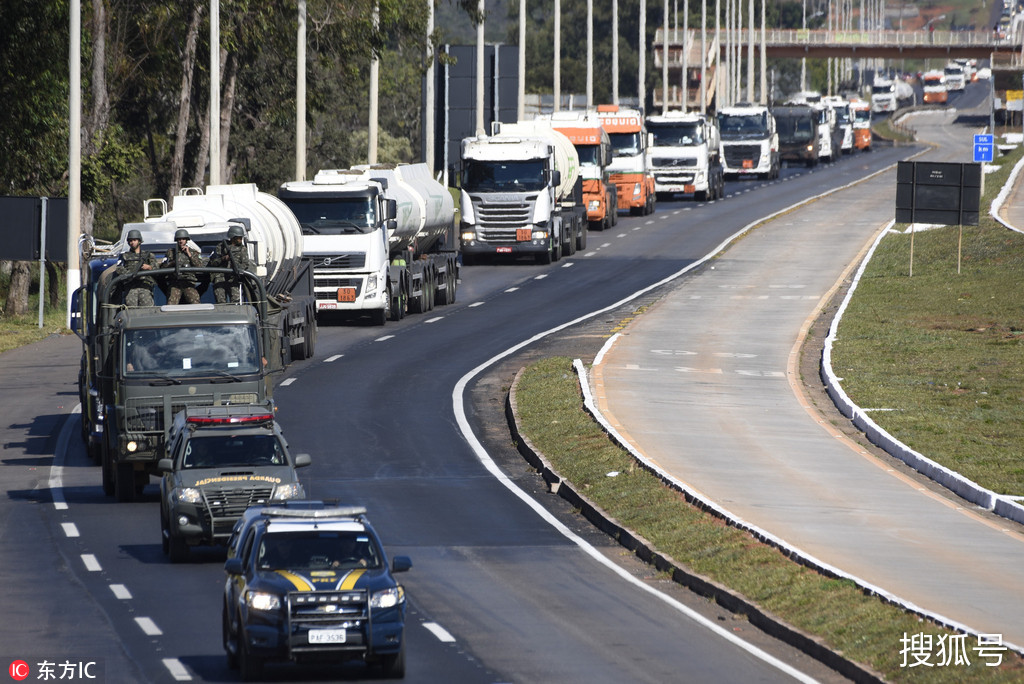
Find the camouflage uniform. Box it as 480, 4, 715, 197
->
162, 244, 206, 304
116, 248, 158, 307
210, 240, 251, 303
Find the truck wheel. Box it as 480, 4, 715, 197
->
115, 463, 136, 503
577, 225, 587, 251
535, 249, 551, 265
379, 641, 406, 679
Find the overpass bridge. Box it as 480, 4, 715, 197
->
654, 27, 1022, 109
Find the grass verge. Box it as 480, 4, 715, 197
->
515, 357, 1023, 682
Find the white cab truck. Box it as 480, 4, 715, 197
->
921, 70, 948, 105
540, 110, 616, 232
871, 76, 915, 113
645, 111, 725, 202
822, 95, 854, 154
279, 163, 458, 324
717, 103, 779, 180
943, 62, 966, 91
459, 121, 585, 265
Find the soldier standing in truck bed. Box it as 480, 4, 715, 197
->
161, 228, 206, 304
209, 224, 251, 303
116, 229, 157, 306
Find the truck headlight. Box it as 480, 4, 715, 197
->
246, 591, 281, 612
460, 231, 476, 242
588, 200, 600, 211
366, 273, 378, 294
175, 487, 202, 504
632, 182, 642, 198
532, 230, 548, 240
272, 483, 305, 500
370, 587, 403, 609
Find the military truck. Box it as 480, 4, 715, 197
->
71, 184, 316, 502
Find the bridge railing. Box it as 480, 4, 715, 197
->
654, 27, 1013, 52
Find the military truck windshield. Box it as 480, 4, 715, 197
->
463, 160, 546, 192
182, 433, 286, 468
608, 132, 641, 156
775, 114, 816, 142
124, 325, 260, 376
718, 114, 769, 140
257, 531, 381, 571
287, 199, 376, 235
648, 122, 704, 146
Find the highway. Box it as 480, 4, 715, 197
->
1, 109, 927, 682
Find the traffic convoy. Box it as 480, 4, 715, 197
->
68, 91, 874, 680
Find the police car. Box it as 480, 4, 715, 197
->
222, 501, 411, 680
158, 405, 311, 562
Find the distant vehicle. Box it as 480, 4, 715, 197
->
159, 406, 311, 562
871, 77, 915, 113
595, 105, 658, 216
646, 110, 725, 201
849, 99, 872, 151
773, 105, 820, 167
823, 95, 855, 154
223, 502, 412, 680
921, 70, 949, 104
943, 62, 966, 91
717, 103, 780, 180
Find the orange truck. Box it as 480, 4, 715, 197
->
541, 111, 618, 231
849, 98, 872, 151
595, 105, 657, 216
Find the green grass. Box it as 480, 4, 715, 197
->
0, 285, 70, 355
516, 357, 1023, 682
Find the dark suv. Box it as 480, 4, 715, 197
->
159, 405, 311, 562
222, 501, 411, 680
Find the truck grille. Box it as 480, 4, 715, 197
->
125, 395, 217, 434
723, 144, 762, 167
471, 197, 535, 241
313, 274, 362, 302
312, 253, 366, 269
655, 171, 696, 184
650, 157, 697, 168
201, 486, 275, 536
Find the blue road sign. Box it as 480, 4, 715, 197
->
974, 134, 994, 163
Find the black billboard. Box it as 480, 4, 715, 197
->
895, 161, 981, 226
0, 196, 69, 261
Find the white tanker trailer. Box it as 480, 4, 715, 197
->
279, 162, 459, 324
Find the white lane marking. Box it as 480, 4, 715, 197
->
426, 317, 444, 323
584, 251, 597, 257
535, 274, 548, 280
280, 378, 297, 386
135, 617, 163, 636
561, 262, 575, 268
51, 405, 78, 511
110, 584, 132, 600
617, 233, 628, 237
423, 622, 456, 643
505, 287, 519, 293
61, 522, 79, 538
324, 355, 343, 363
375, 335, 395, 342
600, 243, 611, 248
81, 554, 101, 572
469, 302, 484, 307
162, 658, 192, 681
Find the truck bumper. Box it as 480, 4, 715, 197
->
461, 240, 549, 257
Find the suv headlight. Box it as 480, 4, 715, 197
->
175, 487, 202, 504
370, 586, 403, 609
246, 591, 281, 612
272, 483, 305, 500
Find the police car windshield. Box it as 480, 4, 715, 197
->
183, 433, 285, 469
124, 325, 260, 376
257, 531, 381, 571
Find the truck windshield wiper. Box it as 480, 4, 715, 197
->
138, 373, 181, 385
208, 370, 243, 382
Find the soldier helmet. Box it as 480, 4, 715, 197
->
126, 229, 143, 242
174, 229, 190, 241
227, 224, 246, 239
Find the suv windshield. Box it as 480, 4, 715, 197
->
257, 531, 381, 571
124, 324, 260, 376
463, 160, 546, 192
183, 433, 286, 468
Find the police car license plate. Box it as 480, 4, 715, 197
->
309, 628, 346, 644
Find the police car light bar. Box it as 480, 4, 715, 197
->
186, 413, 274, 425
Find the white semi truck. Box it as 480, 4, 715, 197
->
459, 121, 585, 265
645, 111, 725, 202
717, 103, 779, 180
279, 163, 459, 324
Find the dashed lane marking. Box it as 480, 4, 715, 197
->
110, 584, 132, 600
82, 554, 101, 572
135, 617, 162, 636
423, 622, 456, 643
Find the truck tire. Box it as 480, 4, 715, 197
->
115, 462, 136, 503
577, 225, 587, 251
535, 249, 552, 265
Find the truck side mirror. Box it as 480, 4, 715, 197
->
385, 199, 397, 221
551, 170, 561, 187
